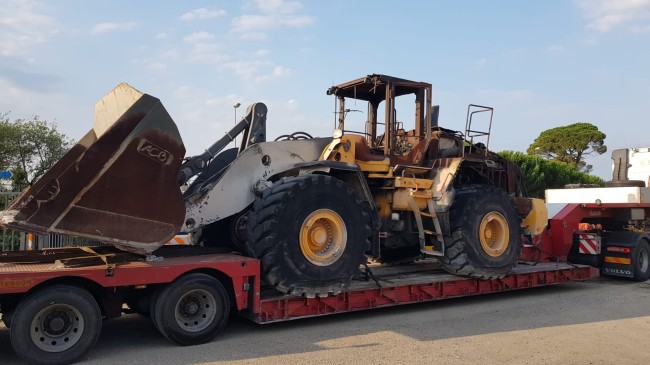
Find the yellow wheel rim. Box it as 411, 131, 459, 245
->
479, 212, 510, 257
299, 209, 347, 266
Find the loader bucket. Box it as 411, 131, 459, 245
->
0, 83, 186, 254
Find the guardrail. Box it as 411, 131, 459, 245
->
1, 191, 93, 251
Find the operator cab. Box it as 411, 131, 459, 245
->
326, 74, 489, 168
327, 74, 435, 162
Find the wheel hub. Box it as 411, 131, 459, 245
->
479, 212, 510, 257
46, 314, 67, 334
183, 301, 200, 315
175, 289, 218, 333
311, 226, 328, 246
300, 209, 347, 266
30, 304, 84, 353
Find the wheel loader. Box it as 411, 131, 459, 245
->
0, 74, 547, 297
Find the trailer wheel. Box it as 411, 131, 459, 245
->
153, 273, 230, 346
633, 239, 650, 281
246, 174, 370, 297
202, 210, 249, 251
440, 186, 522, 279
10, 285, 102, 365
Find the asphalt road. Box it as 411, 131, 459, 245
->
1, 276, 649, 364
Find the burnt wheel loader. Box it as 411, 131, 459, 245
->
0, 75, 547, 298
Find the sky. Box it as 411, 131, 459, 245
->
1, 0, 649, 179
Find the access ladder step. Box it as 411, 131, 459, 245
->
422, 245, 444, 257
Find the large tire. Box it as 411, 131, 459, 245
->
633, 239, 650, 282
440, 186, 522, 279
153, 273, 230, 346
246, 174, 370, 297
10, 285, 102, 365
603, 232, 650, 282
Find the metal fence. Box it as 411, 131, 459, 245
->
1, 191, 93, 251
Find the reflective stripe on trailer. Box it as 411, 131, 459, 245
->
165, 234, 192, 245
578, 233, 601, 255
604, 256, 631, 265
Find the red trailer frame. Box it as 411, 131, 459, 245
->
0, 247, 596, 317
0, 245, 597, 365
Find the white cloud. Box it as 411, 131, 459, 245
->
240, 32, 268, 40
219, 60, 291, 82
221, 60, 268, 79
630, 24, 650, 34
232, 14, 314, 33
182, 31, 216, 44
576, 0, 650, 32
131, 47, 185, 72
285, 99, 298, 111
231, 0, 314, 39
255, 49, 270, 57
155, 32, 167, 39
255, 0, 303, 14
0, 75, 84, 138
272, 65, 291, 77
168, 85, 248, 154
180, 8, 226, 21
0, 0, 59, 59
145, 33, 225, 67
475, 57, 488, 68
255, 65, 292, 82
160, 49, 180, 61
91, 21, 137, 34
188, 42, 227, 63
147, 62, 167, 71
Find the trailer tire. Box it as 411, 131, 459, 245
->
2, 307, 14, 328
440, 186, 522, 279
153, 273, 230, 346
246, 174, 370, 297
202, 210, 249, 252
633, 239, 650, 281
149, 286, 164, 331
10, 285, 102, 365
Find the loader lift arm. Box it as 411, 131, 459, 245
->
0, 84, 269, 255
177, 103, 267, 186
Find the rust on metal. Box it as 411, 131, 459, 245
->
0, 84, 186, 255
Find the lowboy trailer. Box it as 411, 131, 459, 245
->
0, 243, 596, 365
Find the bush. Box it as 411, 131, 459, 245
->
499, 151, 605, 198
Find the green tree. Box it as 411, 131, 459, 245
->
500, 151, 605, 198
526, 122, 606, 173
0, 114, 72, 191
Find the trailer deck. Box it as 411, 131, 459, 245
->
253, 260, 596, 323
0, 246, 597, 365
0, 246, 597, 320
